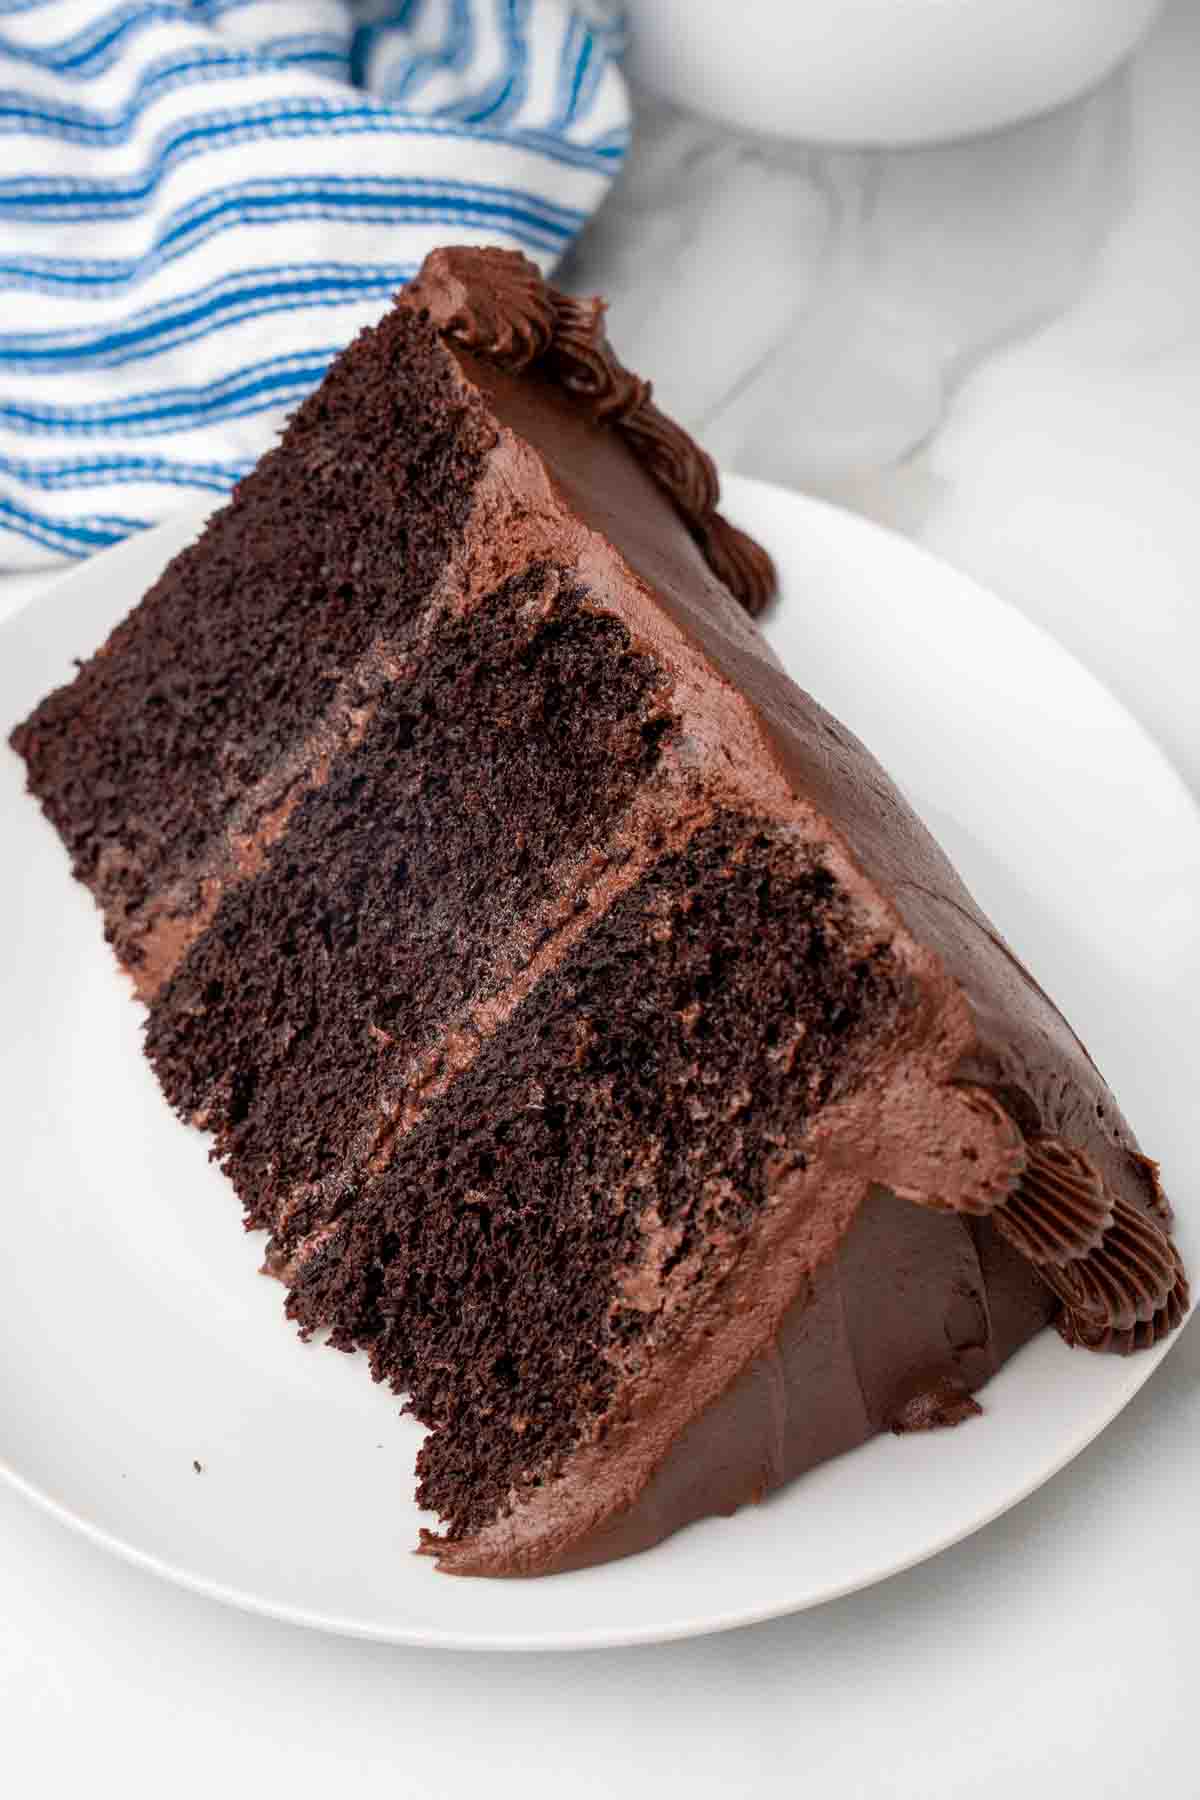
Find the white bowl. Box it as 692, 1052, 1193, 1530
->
624, 0, 1163, 144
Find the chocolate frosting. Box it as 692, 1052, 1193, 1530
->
403, 247, 777, 618
1059, 1243, 1189, 1354
990, 1136, 1113, 1266
1041, 1196, 1180, 1333
390, 247, 1188, 1574
966, 1130, 1184, 1348
13, 242, 1187, 1585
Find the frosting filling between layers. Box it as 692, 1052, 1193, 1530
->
145, 562, 681, 1238
136, 254, 1196, 1573
141, 337, 839, 1260
418, 260, 1188, 1372
277, 814, 919, 1562
11, 299, 499, 976
10, 245, 1188, 1581
445, 1194, 1052, 1577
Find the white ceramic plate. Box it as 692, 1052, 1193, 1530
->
1, 478, 1196, 1651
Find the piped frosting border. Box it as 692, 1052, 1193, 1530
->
402, 247, 777, 618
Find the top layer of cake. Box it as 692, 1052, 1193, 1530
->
10, 247, 1188, 1577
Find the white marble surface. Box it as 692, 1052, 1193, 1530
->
3, 5, 1199, 1796
563, 0, 1200, 797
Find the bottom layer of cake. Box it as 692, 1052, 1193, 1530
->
432, 1193, 1055, 1576
270, 811, 1043, 1572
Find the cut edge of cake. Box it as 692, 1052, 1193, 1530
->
9, 246, 1189, 1578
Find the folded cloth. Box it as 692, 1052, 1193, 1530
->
0, 0, 628, 567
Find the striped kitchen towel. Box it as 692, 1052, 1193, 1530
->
0, 0, 629, 567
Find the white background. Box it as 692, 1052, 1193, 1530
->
3, 5, 1199, 1794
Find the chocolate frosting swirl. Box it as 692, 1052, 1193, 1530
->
992, 1156, 1187, 1352
910, 1109, 1187, 1355
407, 247, 555, 370
402, 247, 777, 617
401, 249, 1188, 1360
700, 518, 779, 617
991, 1136, 1113, 1267
548, 293, 650, 422
1040, 1194, 1178, 1332
1058, 1243, 1189, 1355
992, 1132, 1187, 1352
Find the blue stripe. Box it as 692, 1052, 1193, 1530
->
0, 263, 408, 370
584, 122, 631, 155
577, 5, 627, 59
441, 0, 528, 126
190, 0, 275, 20
0, 349, 338, 436
562, 32, 599, 130
1, 256, 393, 346
0, 102, 618, 220
0, 0, 630, 564
0, 177, 580, 291
510, 117, 624, 164
0, 42, 355, 143
0, 450, 254, 490
0, 0, 263, 78
550, 12, 583, 129
0, 492, 149, 554
350, 0, 422, 89
377, 0, 473, 106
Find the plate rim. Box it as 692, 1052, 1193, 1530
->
1, 473, 1195, 1651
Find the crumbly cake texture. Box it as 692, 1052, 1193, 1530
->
11, 247, 1188, 1577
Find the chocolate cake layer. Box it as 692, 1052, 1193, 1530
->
145, 565, 675, 1229
437, 1194, 1056, 1577
10, 246, 1187, 1579
283, 818, 909, 1546
10, 302, 497, 983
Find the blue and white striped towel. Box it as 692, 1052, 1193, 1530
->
0, 0, 629, 567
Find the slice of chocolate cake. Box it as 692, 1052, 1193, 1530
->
10, 248, 1188, 1577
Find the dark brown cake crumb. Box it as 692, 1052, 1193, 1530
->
145, 570, 673, 1227
285, 819, 906, 1544
11, 250, 1175, 1579
9, 303, 496, 972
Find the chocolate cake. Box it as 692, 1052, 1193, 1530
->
10, 247, 1188, 1577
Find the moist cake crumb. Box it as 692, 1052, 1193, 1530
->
10, 246, 1186, 1578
